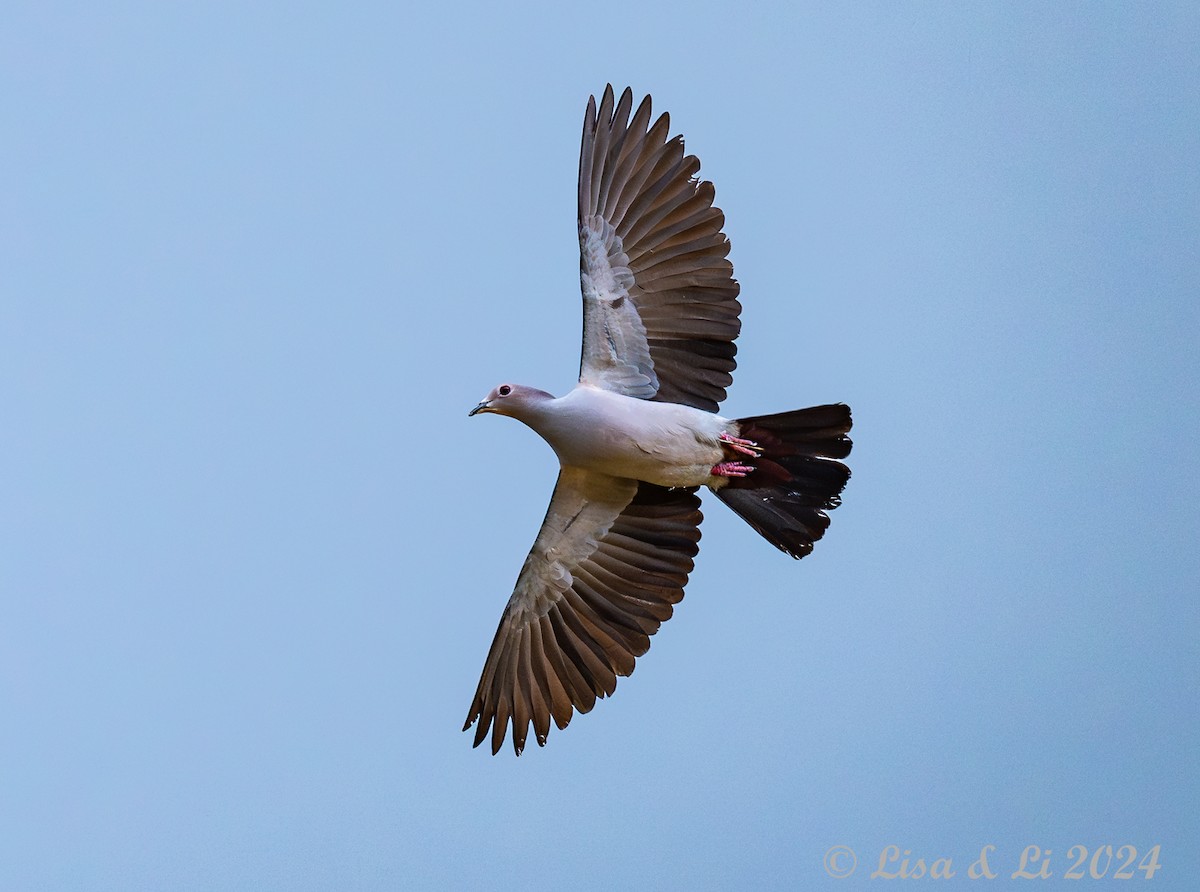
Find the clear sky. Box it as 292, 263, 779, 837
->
3, 2, 1198, 889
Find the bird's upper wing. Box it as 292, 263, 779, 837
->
577, 86, 742, 412
463, 466, 702, 755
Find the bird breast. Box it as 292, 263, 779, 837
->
530, 386, 730, 488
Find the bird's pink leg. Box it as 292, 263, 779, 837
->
719, 432, 762, 456
711, 461, 755, 478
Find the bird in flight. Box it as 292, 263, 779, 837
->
465, 86, 852, 755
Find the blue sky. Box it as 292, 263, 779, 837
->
3, 2, 1197, 889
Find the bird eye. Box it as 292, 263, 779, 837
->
498, 385, 512, 397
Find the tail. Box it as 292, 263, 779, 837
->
713, 403, 852, 559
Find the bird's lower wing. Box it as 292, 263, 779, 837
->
464, 466, 703, 755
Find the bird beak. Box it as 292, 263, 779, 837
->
468, 400, 490, 417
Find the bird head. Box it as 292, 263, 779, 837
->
469, 383, 551, 419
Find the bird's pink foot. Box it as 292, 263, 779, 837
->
719, 432, 762, 456
711, 461, 755, 478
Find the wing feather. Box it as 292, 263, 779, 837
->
600, 97, 653, 220
547, 606, 600, 711
532, 618, 575, 729
540, 612, 594, 714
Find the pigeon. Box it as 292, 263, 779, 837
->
464, 86, 852, 755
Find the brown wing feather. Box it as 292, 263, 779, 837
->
463, 474, 703, 755
578, 86, 741, 412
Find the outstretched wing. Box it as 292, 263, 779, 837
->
463, 467, 703, 755
577, 85, 742, 412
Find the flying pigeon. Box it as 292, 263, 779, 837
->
464, 86, 852, 755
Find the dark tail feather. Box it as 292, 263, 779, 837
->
713, 403, 852, 559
